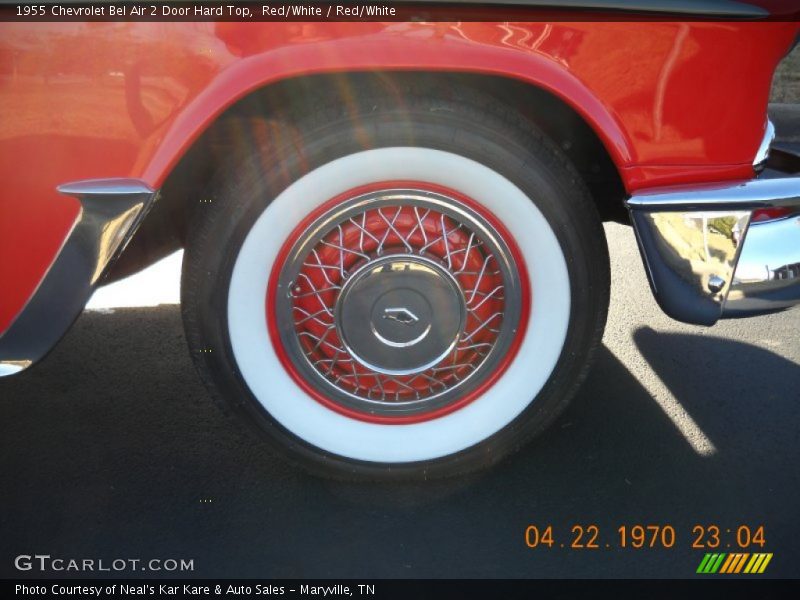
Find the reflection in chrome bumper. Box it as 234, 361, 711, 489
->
0, 179, 157, 376
726, 214, 800, 316
627, 177, 800, 325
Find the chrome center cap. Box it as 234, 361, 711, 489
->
335, 255, 465, 375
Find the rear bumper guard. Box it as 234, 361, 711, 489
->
0, 179, 156, 376
627, 172, 800, 326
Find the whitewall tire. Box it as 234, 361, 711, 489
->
181, 85, 609, 479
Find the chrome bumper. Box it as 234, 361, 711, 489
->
0, 179, 156, 376
627, 176, 800, 326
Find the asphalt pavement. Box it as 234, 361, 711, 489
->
1, 222, 798, 579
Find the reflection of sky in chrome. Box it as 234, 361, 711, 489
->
86, 250, 181, 310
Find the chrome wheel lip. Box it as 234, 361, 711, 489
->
273, 188, 524, 418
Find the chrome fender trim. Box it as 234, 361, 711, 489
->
753, 119, 776, 171
627, 176, 800, 326
0, 179, 157, 376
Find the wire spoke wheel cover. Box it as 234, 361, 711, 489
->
270, 188, 526, 421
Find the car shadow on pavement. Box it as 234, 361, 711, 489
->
0, 308, 797, 578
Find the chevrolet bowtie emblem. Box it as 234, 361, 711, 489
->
382, 307, 419, 325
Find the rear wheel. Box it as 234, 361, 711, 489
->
181, 86, 609, 478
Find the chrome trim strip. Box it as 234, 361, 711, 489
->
627, 175, 800, 325
57, 179, 155, 196
753, 119, 776, 170
626, 176, 800, 211
0, 179, 157, 376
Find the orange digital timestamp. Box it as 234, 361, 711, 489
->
691, 525, 766, 549
524, 524, 766, 550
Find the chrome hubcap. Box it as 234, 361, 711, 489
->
335, 255, 466, 375
272, 188, 524, 419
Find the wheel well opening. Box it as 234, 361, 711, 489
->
107, 71, 627, 281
